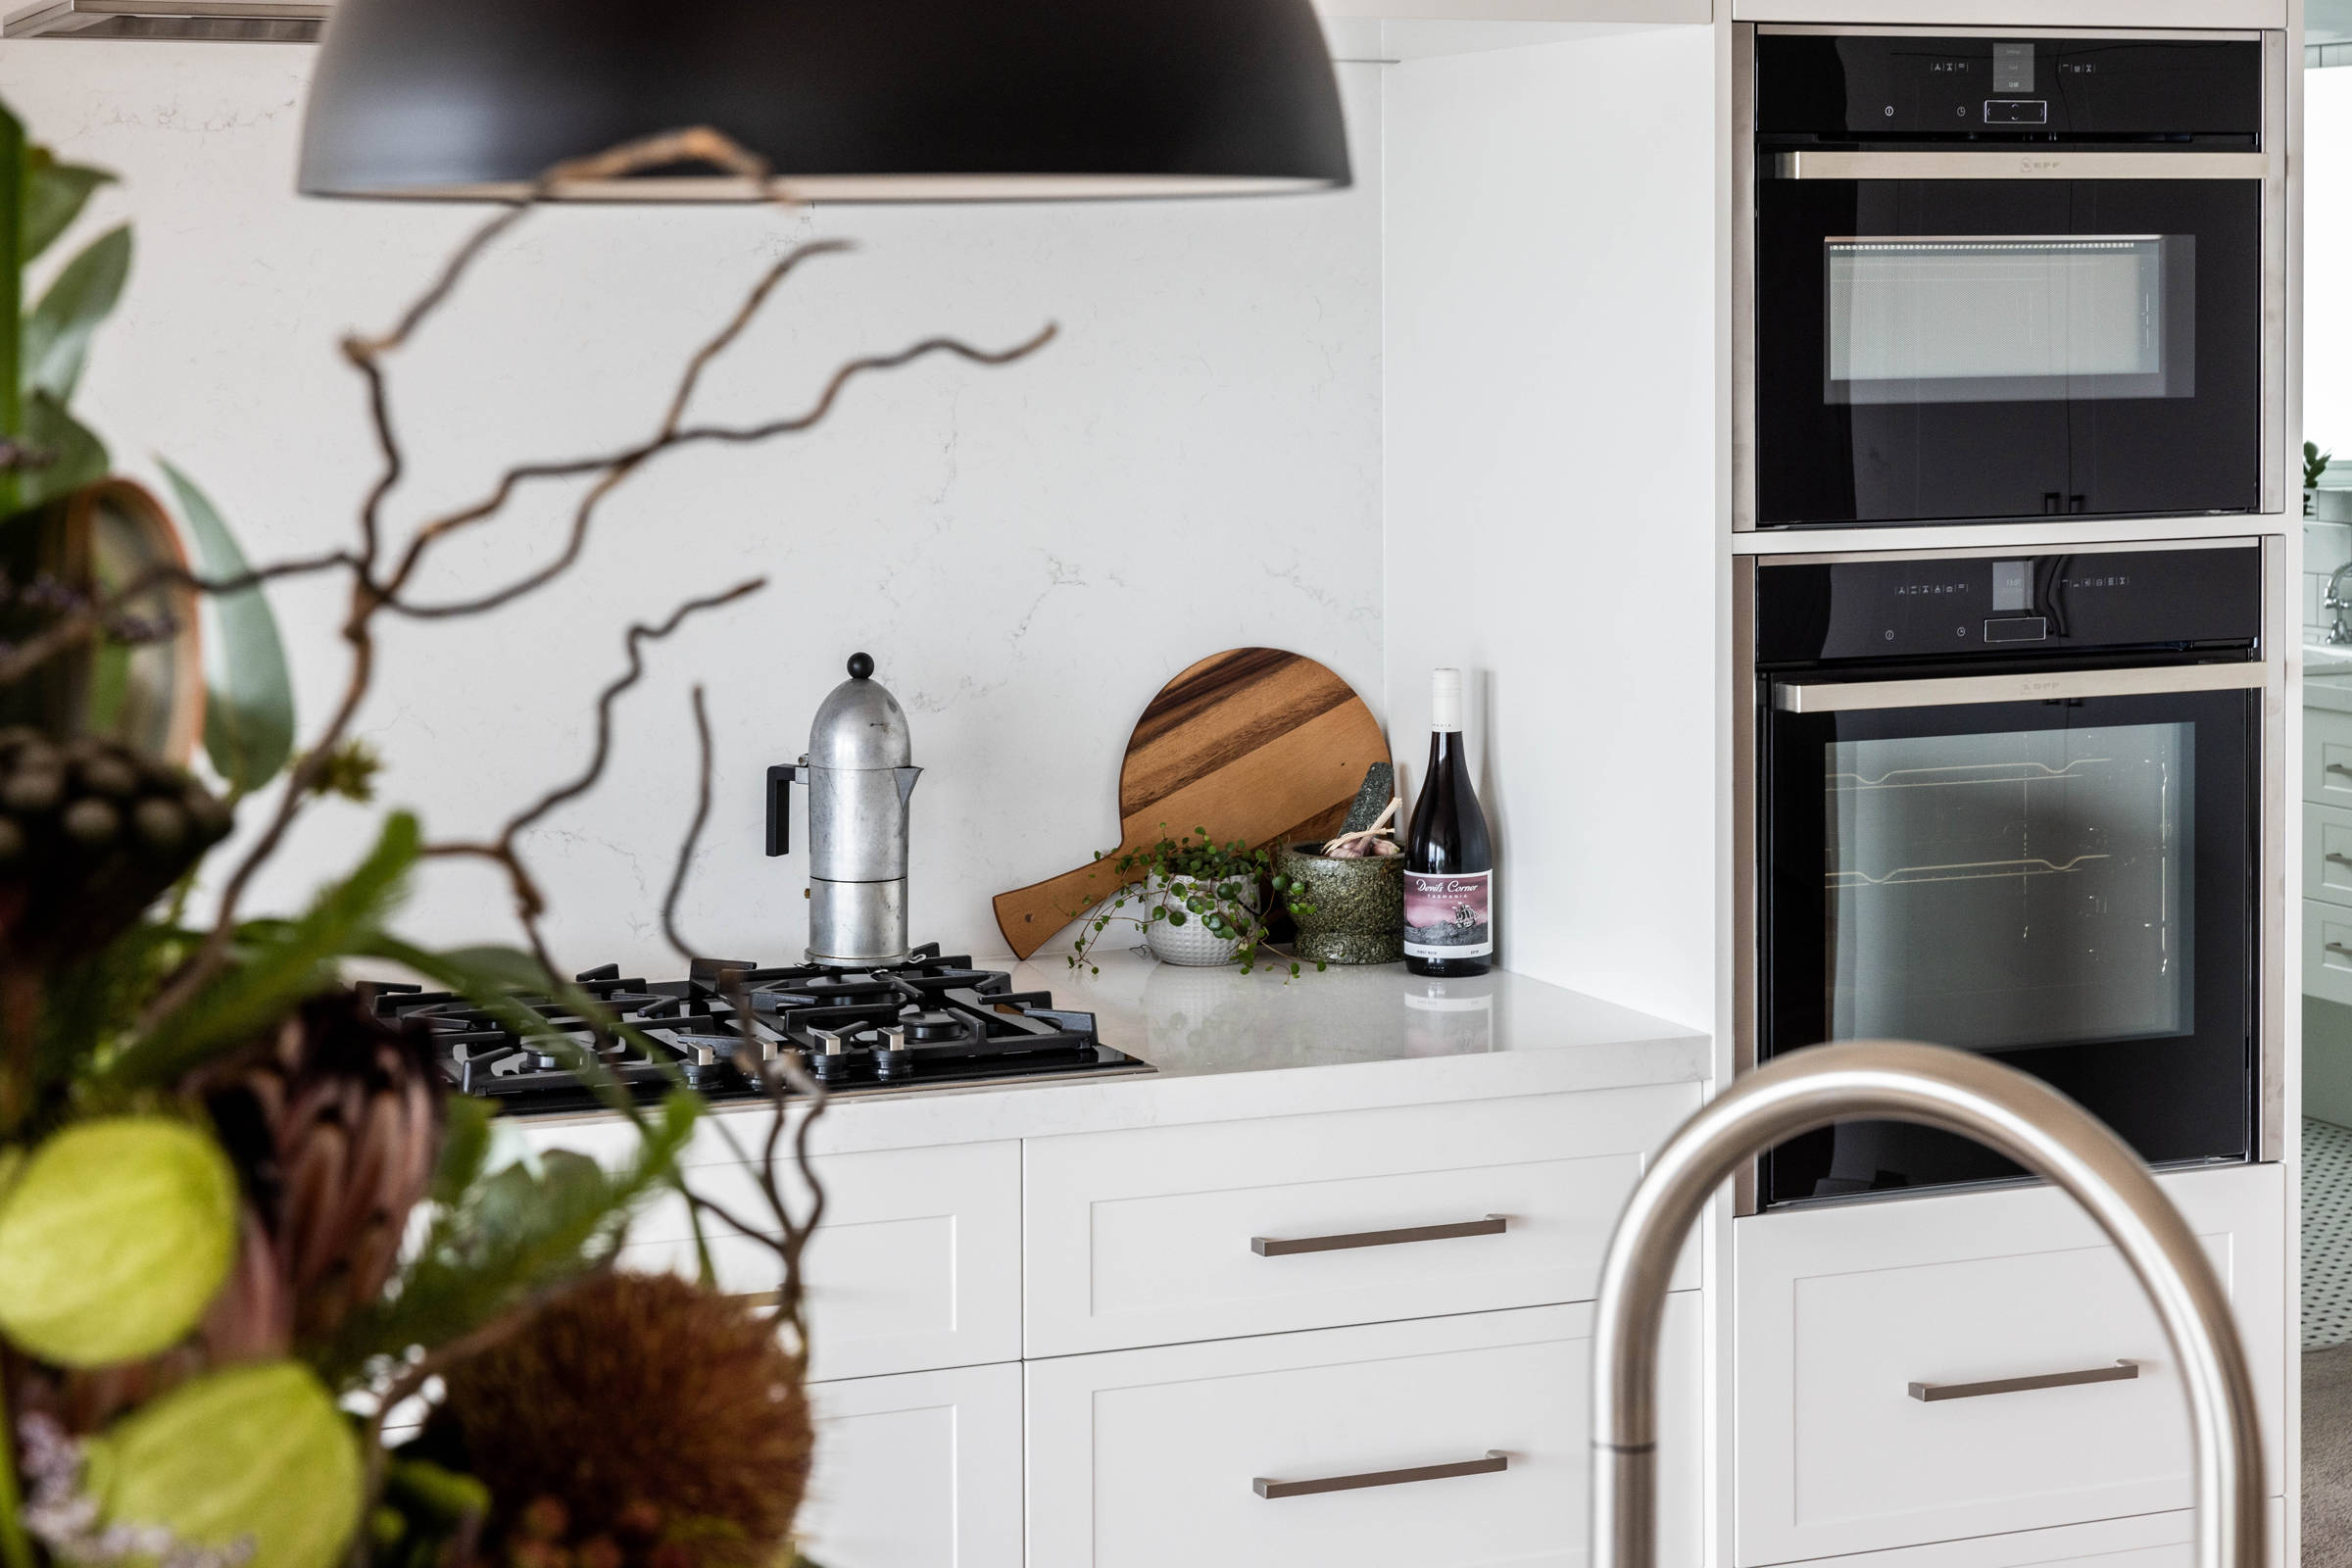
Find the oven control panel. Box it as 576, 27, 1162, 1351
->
1755, 546, 2261, 666
1754, 33, 2262, 145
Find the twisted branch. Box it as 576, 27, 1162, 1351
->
111, 124, 1054, 1033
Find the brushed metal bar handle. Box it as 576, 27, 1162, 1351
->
2328, 853, 2352, 868
1254, 1450, 1509, 1499
1775, 662, 2263, 714
2330, 762, 2352, 780
1909, 1358, 2138, 1402
1773, 150, 2267, 181
1251, 1214, 1508, 1257
2328, 943, 2352, 960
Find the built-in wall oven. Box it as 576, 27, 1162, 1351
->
1734, 541, 2284, 1210
1733, 26, 2288, 531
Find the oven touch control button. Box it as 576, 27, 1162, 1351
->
1984, 615, 2051, 643
1984, 99, 2048, 124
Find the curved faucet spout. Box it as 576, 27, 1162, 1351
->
1592, 1041, 2264, 1568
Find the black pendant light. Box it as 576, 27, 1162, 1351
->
296, 0, 1351, 202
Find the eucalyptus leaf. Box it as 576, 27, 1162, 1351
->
429, 1093, 494, 1208
0, 1117, 237, 1366
161, 460, 294, 794
103, 811, 421, 1089
15, 390, 106, 510
0, 103, 24, 515
23, 221, 128, 402
24, 148, 114, 266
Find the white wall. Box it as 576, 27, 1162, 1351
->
1382, 24, 1717, 1031
0, 42, 1387, 972
2307, 65, 2352, 456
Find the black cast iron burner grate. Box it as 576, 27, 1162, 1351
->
369, 943, 1150, 1115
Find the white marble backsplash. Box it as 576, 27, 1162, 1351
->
0, 43, 1389, 972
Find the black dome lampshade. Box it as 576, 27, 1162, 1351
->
295, 0, 1353, 202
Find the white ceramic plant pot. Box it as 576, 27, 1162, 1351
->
1142, 873, 1250, 967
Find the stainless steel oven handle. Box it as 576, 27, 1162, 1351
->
1774, 663, 2265, 714
1771, 150, 2268, 181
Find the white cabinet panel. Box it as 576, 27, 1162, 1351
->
1023, 1084, 1699, 1355
1025, 1296, 1702, 1568
620, 1139, 1021, 1381
1735, 1164, 2286, 1567
1739, 1500, 2287, 1568
799, 1362, 1022, 1568
2308, 707, 2352, 808
2306, 802, 2352, 908
2308, 899, 2352, 1006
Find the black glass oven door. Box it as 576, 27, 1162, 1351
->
1758, 670, 2257, 1207
1755, 173, 2262, 527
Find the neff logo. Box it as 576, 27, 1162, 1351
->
2020, 157, 2062, 173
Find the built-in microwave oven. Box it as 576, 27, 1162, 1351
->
1734, 27, 2288, 531
1733, 540, 2285, 1211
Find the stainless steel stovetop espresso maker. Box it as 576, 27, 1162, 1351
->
765, 653, 921, 965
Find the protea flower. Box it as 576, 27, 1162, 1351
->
191, 988, 445, 1349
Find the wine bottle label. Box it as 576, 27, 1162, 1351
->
1402, 870, 1493, 959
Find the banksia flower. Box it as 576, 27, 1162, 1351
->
439, 1273, 812, 1568
192, 989, 446, 1348
0, 730, 230, 969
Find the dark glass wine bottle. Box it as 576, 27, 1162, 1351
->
1403, 667, 1493, 977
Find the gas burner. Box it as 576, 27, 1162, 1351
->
371, 942, 1151, 1114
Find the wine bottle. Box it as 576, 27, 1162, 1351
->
1402, 667, 1494, 977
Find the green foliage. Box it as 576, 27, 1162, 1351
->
0, 1116, 236, 1365
91, 1360, 361, 1568
1068, 825, 1317, 976
15, 388, 106, 510
163, 459, 295, 796
23, 146, 113, 266
23, 222, 128, 403
100, 811, 420, 1091
316, 1087, 701, 1389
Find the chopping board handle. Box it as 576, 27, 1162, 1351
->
993, 859, 1141, 960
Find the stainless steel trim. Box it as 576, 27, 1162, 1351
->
1756, 24, 2261, 38
1731, 555, 1761, 1217
2261, 29, 2288, 515
1592, 1042, 2266, 1568
1772, 150, 2268, 181
1250, 1215, 1507, 1257
1908, 1359, 2139, 1402
1732, 24, 1758, 535
1255, 1452, 1509, 1500
1771, 662, 2266, 712
2259, 536, 2286, 1162
2, 0, 324, 37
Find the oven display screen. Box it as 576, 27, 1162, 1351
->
1993, 41, 2034, 94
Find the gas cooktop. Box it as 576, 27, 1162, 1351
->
370, 945, 1151, 1115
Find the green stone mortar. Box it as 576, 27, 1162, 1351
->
1278, 843, 1403, 965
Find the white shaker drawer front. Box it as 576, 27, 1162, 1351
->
2308, 899, 2352, 1006
1025, 1297, 1702, 1568
2306, 802, 2352, 907
799, 1362, 1023, 1568
1734, 1163, 2286, 1567
618, 1139, 1021, 1381
1022, 1083, 1700, 1355
2308, 706, 2352, 806
1739, 1498, 2287, 1568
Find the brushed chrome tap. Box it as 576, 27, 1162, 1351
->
2328, 562, 2352, 645
1592, 1041, 2264, 1568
